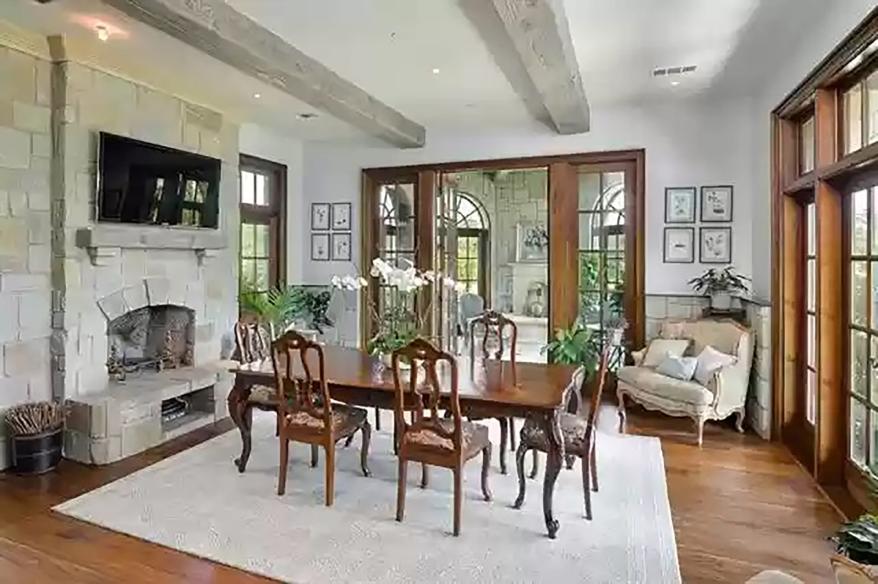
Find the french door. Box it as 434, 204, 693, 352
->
360, 152, 644, 357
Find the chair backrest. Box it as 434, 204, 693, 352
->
271, 330, 333, 432
562, 345, 611, 443
458, 293, 485, 328
234, 320, 270, 363
392, 338, 462, 454
468, 310, 517, 362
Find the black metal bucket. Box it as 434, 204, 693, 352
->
11, 427, 63, 475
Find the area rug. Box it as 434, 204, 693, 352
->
54, 411, 681, 583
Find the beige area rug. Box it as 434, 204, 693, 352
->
54, 410, 681, 583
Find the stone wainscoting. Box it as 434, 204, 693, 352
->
644, 294, 772, 439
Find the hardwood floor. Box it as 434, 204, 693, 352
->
0, 410, 840, 583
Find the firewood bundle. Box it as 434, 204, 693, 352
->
4, 401, 66, 436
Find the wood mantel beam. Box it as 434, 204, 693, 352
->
100, 0, 426, 148
466, 0, 590, 134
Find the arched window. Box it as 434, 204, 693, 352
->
443, 191, 489, 298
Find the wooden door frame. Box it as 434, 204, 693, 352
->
361, 149, 646, 351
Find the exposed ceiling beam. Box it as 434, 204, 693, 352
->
464, 0, 589, 134
100, 0, 426, 148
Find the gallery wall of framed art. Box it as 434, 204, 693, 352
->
662, 184, 734, 265
310, 201, 353, 261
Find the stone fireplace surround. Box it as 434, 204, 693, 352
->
64, 271, 233, 465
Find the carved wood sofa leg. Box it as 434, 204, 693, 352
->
694, 417, 705, 447
616, 388, 627, 434
735, 409, 745, 433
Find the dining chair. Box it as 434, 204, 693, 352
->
465, 310, 536, 475
392, 338, 492, 536
234, 320, 281, 437
271, 330, 371, 505
513, 345, 610, 520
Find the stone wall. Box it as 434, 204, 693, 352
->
0, 46, 54, 468
643, 294, 772, 439
0, 42, 240, 469
53, 61, 240, 401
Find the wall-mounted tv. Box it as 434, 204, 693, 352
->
98, 132, 221, 229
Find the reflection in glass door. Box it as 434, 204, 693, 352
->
376, 181, 417, 320
848, 185, 878, 472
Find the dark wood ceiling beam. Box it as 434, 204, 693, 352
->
100, 0, 426, 148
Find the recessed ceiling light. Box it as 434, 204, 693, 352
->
297, 113, 318, 120
670, 80, 680, 87
432, 68, 440, 75
95, 25, 110, 42
253, 93, 261, 99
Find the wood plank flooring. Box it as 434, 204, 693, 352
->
0, 410, 840, 583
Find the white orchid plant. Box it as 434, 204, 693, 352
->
331, 257, 465, 356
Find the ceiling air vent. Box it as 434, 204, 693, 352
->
652, 65, 698, 77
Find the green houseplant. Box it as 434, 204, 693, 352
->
239, 280, 335, 337
834, 514, 878, 565
542, 325, 600, 371
688, 267, 751, 310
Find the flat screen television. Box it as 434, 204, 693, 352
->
98, 132, 221, 228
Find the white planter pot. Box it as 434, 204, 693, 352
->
711, 292, 732, 310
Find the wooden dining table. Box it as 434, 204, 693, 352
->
227, 345, 578, 539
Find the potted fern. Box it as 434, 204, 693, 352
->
542, 325, 599, 371
688, 267, 751, 310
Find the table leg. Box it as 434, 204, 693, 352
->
540, 411, 563, 539
228, 377, 254, 473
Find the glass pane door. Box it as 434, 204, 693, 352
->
849, 185, 878, 473
376, 181, 417, 323
577, 165, 630, 367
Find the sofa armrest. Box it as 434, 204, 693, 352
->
707, 359, 749, 415
630, 348, 646, 367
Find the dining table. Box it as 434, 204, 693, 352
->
227, 345, 578, 539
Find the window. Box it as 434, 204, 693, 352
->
805, 202, 816, 425
239, 156, 286, 295
377, 182, 417, 315
843, 70, 878, 155
849, 186, 878, 472
800, 116, 815, 174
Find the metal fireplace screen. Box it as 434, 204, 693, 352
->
107, 305, 194, 378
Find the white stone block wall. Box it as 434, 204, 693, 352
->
0, 46, 54, 468
53, 62, 240, 400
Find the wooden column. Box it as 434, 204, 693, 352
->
360, 172, 378, 348
416, 171, 436, 337
814, 88, 845, 485
548, 162, 578, 335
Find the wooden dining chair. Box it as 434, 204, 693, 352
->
465, 310, 538, 475
272, 330, 371, 505
392, 338, 492, 536
513, 345, 610, 520
234, 320, 281, 434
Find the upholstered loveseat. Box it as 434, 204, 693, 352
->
616, 319, 753, 445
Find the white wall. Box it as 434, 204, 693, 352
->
239, 124, 306, 283
302, 97, 758, 296
749, 0, 877, 298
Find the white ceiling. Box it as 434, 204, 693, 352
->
0, 0, 834, 144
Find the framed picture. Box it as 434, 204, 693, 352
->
663, 227, 695, 263
311, 233, 330, 261
700, 227, 732, 264
700, 186, 733, 222
331, 233, 352, 261
311, 203, 330, 231
331, 202, 351, 231
515, 221, 549, 263
664, 187, 696, 223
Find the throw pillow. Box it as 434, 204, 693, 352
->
641, 339, 691, 368
656, 355, 698, 381
694, 345, 737, 386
